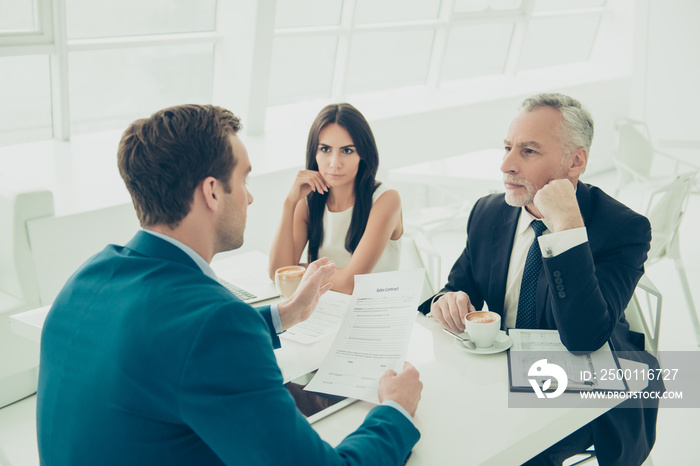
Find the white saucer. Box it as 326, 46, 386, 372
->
453, 330, 512, 354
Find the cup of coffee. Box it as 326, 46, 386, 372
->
275, 265, 306, 300
463, 311, 501, 348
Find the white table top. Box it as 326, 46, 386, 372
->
9, 305, 50, 343
388, 148, 505, 194
9, 250, 641, 465
300, 313, 645, 465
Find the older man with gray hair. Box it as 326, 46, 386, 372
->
419, 93, 661, 465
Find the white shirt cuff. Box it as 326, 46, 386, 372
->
381, 400, 414, 424
426, 292, 447, 317
270, 303, 283, 334
538, 227, 588, 258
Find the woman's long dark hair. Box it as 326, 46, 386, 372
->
306, 103, 380, 262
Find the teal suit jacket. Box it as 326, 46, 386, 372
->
37, 231, 419, 465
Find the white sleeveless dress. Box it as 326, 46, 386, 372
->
316, 183, 401, 273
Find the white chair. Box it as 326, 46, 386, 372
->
0, 187, 54, 312
0, 187, 54, 408
612, 118, 698, 198
1, 197, 139, 408
26, 202, 140, 305
644, 172, 699, 346
625, 275, 662, 358
400, 229, 442, 303
566, 276, 661, 466
404, 200, 473, 240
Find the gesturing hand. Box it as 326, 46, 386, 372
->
277, 257, 336, 330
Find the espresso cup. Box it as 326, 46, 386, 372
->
275, 265, 306, 300
463, 311, 501, 348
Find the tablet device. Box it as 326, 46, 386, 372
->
285, 371, 357, 424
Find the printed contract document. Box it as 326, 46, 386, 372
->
304, 269, 425, 404
281, 291, 351, 344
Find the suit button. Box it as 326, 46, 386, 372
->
558, 291, 566, 298
553, 271, 562, 278
554, 277, 563, 285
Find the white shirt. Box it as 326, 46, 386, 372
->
502, 208, 588, 329
317, 183, 401, 272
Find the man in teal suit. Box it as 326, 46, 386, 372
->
37, 104, 422, 465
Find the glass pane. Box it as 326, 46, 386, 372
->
268, 35, 337, 105
69, 44, 214, 133
0, 0, 36, 32
454, 0, 522, 13
534, 0, 606, 11
66, 0, 216, 39
441, 23, 513, 81
517, 15, 600, 71
0, 55, 52, 145
355, 0, 441, 24
346, 30, 434, 93
275, 0, 342, 28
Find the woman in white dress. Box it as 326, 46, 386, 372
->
269, 103, 403, 294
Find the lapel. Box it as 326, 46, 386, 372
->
488, 204, 520, 316
535, 181, 592, 327
125, 230, 202, 273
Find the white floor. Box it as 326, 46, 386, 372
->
1, 170, 698, 465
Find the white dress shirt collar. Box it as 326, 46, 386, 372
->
141, 229, 218, 282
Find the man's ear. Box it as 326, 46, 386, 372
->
567, 147, 588, 177
200, 176, 219, 211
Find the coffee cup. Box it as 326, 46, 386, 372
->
275, 265, 306, 300
463, 311, 501, 348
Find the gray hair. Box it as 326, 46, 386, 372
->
521, 93, 594, 156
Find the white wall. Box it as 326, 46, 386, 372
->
633, 0, 700, 162
238, 167, 300, 256
370, 78, 633, 180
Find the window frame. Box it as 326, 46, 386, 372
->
1, 0, 223, 142
264, 0, 615, 113
0, 0, 619, 146
0, 0, 53, 46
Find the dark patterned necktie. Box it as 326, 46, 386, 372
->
515, 220, 547, 329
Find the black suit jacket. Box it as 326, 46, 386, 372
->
419, 182, 660, 465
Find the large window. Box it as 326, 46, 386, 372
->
0, 54, 53, 142
0, 0, 217, 145
0, 0, 617, 146
268, 0, 609, 106
1, 0, 39, 32
68, 44, 215, 133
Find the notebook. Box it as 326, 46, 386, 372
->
507, 329, 628, 393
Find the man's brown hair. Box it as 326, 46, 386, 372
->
117, 104, 242, 227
